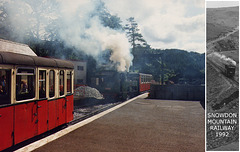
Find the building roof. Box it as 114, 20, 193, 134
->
0, 39, 37, 56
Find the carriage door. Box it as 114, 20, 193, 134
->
37, 70, 48, 135
0, 69, 13, 151
58, 70, 66, 126
14, 68, 37, 144
66, 70, 73, 122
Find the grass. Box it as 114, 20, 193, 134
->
207, 6, 239, 41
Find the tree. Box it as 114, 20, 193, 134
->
0, 2, 11, 40
24, 0, 59, 41
0, 1, 32, 42
0, 0, 58, 44
144, 56, 176, 84
95, 0, 122, 30
124, 17, 148, 52
124, 17, 149, 71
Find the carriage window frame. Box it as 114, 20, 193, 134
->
141, 76, 144, 84
49, 70, 55, 98
0, 69, 11, 105
96, 78, 99, 86
67, 70, 72, 94
16, 67, 36, 101
59, 70, 65, 96
39, 70, 46, 99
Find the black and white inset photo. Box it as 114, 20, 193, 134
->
206, 1, 239, 151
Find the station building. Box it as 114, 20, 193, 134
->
70, 60, 87, 87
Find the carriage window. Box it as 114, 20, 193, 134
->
96, 78, 99, 86
16, 68, 35, 101
39, 70, 46, 99
67, 71, 72, 93
59, 70, 64, 96
49, 70, 55, 98
0, 70, 11, 105
143, 76, 145, 83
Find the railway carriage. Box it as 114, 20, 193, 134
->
224, 64, 235, 77
139, 73, 152, 92
0, 52, 74, 151
208, 52, 236, 77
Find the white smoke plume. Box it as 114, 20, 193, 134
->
101, 33, 132, 71
2, 0, 133, 71
209, 52, 236, 67
58, 7, 133, 71
54, 0, 133, 71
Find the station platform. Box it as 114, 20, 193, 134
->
17, 93, 205, 152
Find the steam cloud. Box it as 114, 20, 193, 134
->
101, 33, 132, 71
3, 0, 133, 71
209, 52, 236, 66
59, 8, 133, 71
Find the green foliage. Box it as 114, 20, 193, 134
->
94, 0, 122, 30
132, 47, 205, 85
124, 17, 148, 50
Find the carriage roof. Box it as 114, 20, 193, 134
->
0, 51, 74, 69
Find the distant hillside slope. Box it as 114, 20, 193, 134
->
207, 6, 239, 41
213, 30, 239, 52
133, 47, 205, 85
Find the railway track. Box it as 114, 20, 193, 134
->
207, 58, 238, 111
207, 57, 238, 87
70, 100, 121, 125
207, 26, 239, 54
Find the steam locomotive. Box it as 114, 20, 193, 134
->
224, 64, 236, 77
208, 52, 236, 77
91, 70, 152, 100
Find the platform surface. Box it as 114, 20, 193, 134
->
33, 97, 205, 152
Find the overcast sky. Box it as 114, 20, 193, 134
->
103, 0, 205, 53
207, 1, 239, 8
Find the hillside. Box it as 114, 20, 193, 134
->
132, 48, 205, 85
210, 30, 239, 52
207, 6, 239, 41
